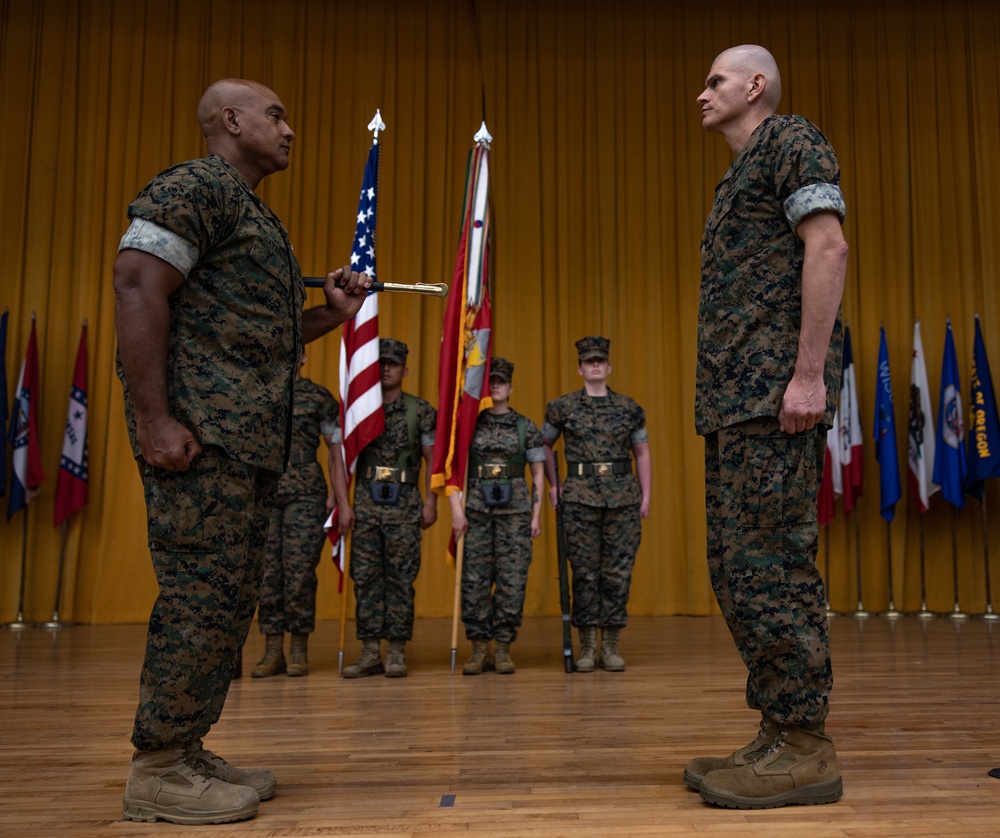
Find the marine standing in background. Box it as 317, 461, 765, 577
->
687, 44, 848, 809
542, 337, 651, 672
342, 338, 437, 679
112, 78, 370, 824
252, 353, 351, 678
447, 357, 546, 675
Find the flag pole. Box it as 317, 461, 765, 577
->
40, 521, 73, 629
449, 477, 470, 675
879, 520, 902, 618
851, 506, 870, 618
977, 488, 998, 620
4, 511, 32, 629
913, 516, 934, 618
824, 527, 839, 618
948, 507, 968, 619
337, 534, 352, 674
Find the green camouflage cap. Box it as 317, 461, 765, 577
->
575, 336, 610, 361
379, 338, 409, 364
490, 357, 514, 382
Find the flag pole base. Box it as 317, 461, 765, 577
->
977, 611, 1000, 622
909, 609, 936, 619
450, 648, 457, 675
852, 608, 871, 619
1, 621, 31, 631
878, 608, 903, 619
337, 650, 344, 676
38, 620, 74, 630
948, 607, 969, 620
825, 607, 842, 619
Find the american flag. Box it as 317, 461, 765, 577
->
326, 139, 385, 575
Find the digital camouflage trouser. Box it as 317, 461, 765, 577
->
349, 514, 422, 641
133, 447, 277, 750
258, 490, 328, 635
704, 417, 832, 726
561, 500, 641, 628
461, 508, 533, 643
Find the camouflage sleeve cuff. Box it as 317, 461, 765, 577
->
541, 421, 561, 442
784, 183, 846, 233
118, 219, 199, 278
320, 419, 339, 439
630, 428, 649, 445
421, 430, 436, 447
526, 446, 547, 463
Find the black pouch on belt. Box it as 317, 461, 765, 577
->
370, 481, 403, 505
480, 482, 512, 508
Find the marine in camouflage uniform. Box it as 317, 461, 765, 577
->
344, 338, 437, 678
448, 358, 546, 675
542, 337, 651, 673
688, 46, 848, 809
253, 365, 343, 677
113, 79, 370, 824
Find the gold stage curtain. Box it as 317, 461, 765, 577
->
1, 0, 999, 624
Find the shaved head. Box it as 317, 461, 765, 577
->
197, 79, 279, 140
713, 45, 782, 110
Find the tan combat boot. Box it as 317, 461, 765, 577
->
122, 745, 259, 825
287, 633, 309, 677
599, 627, 625, 671
494, 641, 515, 674
342, 638, 384, 678
683, 715, 780, 791
699, 724, 842, 809
385, 639, 408, 678
575, 626, 597, 672
462, 640, 491, 675
186, 738, 277, 801
251, 633, 286, 678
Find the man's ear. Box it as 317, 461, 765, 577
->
747, 73, 766, 102
222, 106, 240, 135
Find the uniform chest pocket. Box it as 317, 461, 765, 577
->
249, 235, 290, 286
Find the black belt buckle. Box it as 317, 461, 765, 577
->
370, 481, 403, 505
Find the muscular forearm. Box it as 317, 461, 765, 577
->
795, 214, 849, 380
113, 251, 182, 427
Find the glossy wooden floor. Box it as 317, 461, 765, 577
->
2, 614, 1000, 837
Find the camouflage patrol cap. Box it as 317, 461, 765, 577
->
379, 338, 409, 364
575, 336, 610, 361
489, 357, 514, 382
